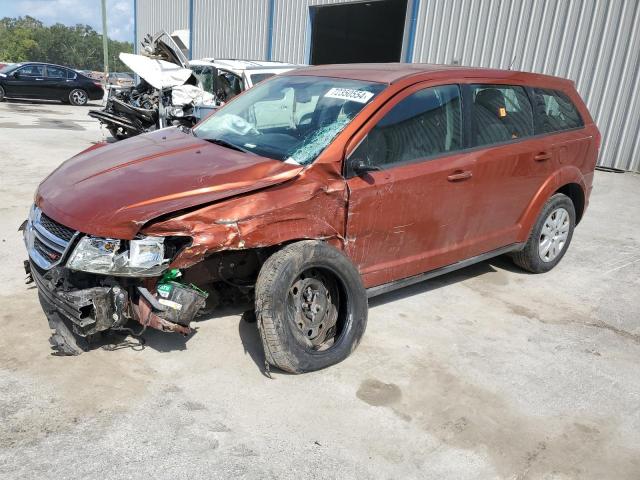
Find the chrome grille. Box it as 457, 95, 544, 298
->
39, 212, 75, 242
24, 205, 78, 270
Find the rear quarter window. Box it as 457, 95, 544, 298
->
531, 88, 583, 134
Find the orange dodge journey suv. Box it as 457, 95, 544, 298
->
22, 64, 600, 373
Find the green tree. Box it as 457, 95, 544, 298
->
0, 16, 133, 72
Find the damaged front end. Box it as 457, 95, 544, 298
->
22, 205, 208, 354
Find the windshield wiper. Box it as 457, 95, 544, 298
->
205, 138, 253, 154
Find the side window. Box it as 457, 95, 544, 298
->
532, 88, 583, 133
216, 71, 243, 100
471, 84, 534, 146
191, 66, 214, 94
46, 66, 65, 78
355, 84, 462, 169
18, 65, 45, 76
66, 69, 77, 79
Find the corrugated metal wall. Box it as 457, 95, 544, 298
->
192, 0, 271, 60
135, 0, 190, 51
135, 0, 640, 172
411, 0, 640, 172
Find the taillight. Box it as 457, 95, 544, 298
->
93, 81, 102, 88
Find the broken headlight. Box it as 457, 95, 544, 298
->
67, 236, 168, 276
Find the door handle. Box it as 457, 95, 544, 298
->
447, 170, 473, 182
534, 152, 552, 162
35, 78, 44, 81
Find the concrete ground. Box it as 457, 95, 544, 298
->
0, 99, 639, 480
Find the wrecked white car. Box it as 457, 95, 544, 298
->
89, 31, 299, 140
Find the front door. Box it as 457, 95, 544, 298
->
345, 83, 477, 288
8, 64, 46, 97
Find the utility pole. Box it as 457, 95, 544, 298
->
101, 0, 109, 82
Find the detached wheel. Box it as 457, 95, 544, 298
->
255, 240, 368, 373
0, 85, 5, 101
69, 88, 88, 106
511, 193, 576, 273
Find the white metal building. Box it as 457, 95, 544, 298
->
134, 0, 640, 172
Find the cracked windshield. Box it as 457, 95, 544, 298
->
194, 75, 385, 164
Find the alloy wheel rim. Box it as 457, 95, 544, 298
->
538, 207, 570, 262
72, 90, 87, 104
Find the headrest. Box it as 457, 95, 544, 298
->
475, 88, 506, 116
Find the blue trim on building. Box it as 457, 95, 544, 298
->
189, 0, 194, 60
404, 0, 420, 63
133, 0, 137, 54
266, 0, 275, 60
304, 6, 315, 65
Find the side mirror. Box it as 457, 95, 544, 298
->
346, 135, 381, 177
352, 159, 381, 175
12, 71, 19, 78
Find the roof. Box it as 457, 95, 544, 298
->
286, 63, 570, 86
195, 59, 300, 70
9, 61, 74, 70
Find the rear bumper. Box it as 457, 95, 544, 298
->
88, 87, 105, 100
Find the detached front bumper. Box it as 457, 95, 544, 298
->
27, 258, 193, 334
27, 260, 128, 337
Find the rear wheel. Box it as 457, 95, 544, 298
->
511, 193, 576, 273
255, 240, 368, 373
69, 88, 88, 106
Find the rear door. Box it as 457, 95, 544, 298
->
461, 82, 550, 257
345, 82, 476, 288
42, 65, 70, 100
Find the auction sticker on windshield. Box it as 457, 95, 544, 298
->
325, 88, 374, 103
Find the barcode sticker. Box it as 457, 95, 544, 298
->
324, 88, 374, 104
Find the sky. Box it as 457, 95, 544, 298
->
1, 0, 135, 42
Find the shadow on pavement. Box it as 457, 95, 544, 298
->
369, 259, 500, 308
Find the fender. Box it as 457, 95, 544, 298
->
516, 166, 587, 243
143, 165, 349, 268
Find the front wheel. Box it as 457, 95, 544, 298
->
0, 85, 5, 101
511, 193, 576, 273
255, 240, 368, 373
69, 88, 88, 106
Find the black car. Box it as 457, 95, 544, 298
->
0, 62, 104, 106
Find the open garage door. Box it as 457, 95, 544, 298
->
309, 0, 409, 65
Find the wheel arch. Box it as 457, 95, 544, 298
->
516, 166, 587, 243
555, 182, 585, 224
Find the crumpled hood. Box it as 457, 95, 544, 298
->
36, 128, 303, 239
119, 52, 192, 89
